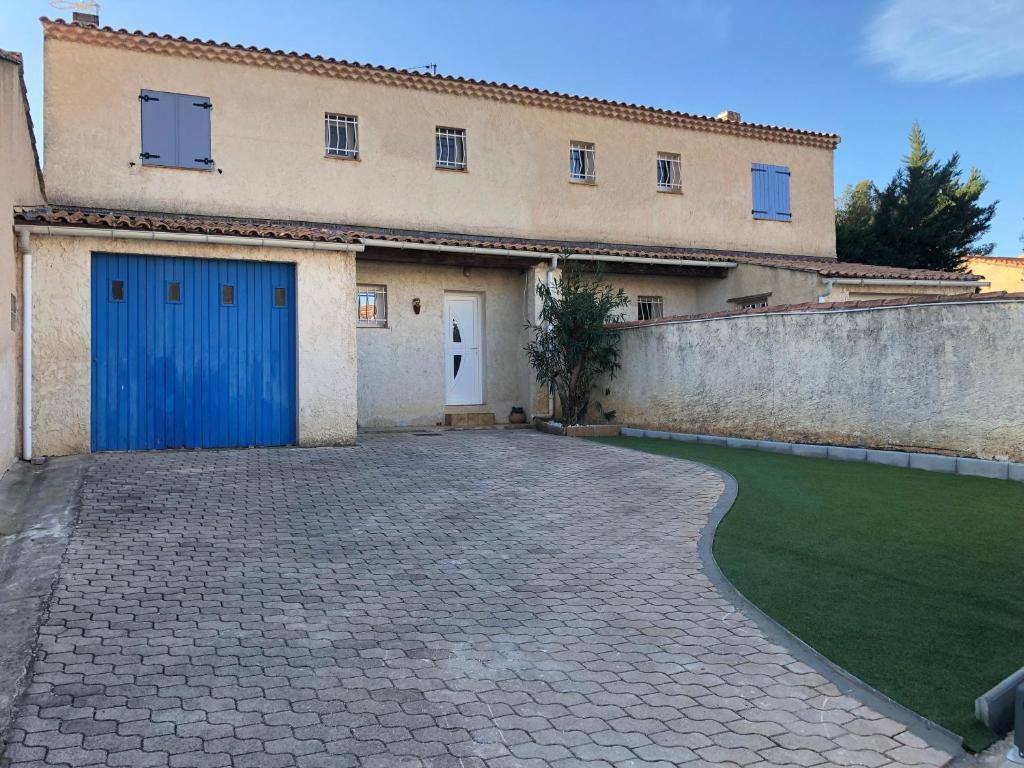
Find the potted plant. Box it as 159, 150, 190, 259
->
525, 258, 627, 437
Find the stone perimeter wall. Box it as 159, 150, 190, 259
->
602, 299, 1024, 461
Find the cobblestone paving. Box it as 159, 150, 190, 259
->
2, 431, 952, 767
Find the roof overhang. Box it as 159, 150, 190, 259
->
14, 224, 364, 253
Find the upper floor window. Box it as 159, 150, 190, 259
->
358, 284, 388, 327
436, 127, 467, 170
139, 89, 213, 170
569, 141, 596, 183
751, 163, 792, 221
637, 296, 664, 321
325, 113, 359, 159
657, 152, 682, 192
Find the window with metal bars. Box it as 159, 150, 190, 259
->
357, 285, 388, 327
569, 141, 596, 183
325, 113, 359, 159
637, 296, 664, 321
730, 293, 771, 310
436, 127, 467, 170
657, 152, 682, 192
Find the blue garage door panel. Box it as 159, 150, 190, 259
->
91, 253, 297, 451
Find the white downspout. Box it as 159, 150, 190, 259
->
818, 278, 833, 304
544, 254, 560, 419
18, 230, 31, 460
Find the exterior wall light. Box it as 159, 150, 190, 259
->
412, 297, 421, 314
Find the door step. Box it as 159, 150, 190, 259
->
444, 412, 496, 428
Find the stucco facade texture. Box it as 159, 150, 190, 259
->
355, 262, 722, 427
355, 261, 534, 428
968, 257, 1024, 294
27, 236, 357, 457
43, 33, 838, 258
603, 300, 1024, 461
0, 55, 44, 471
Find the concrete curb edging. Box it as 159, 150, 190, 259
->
621, 427, 1022, 482
693, 462, 967, 759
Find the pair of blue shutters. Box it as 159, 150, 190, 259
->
140, 89, 213, 170
91, 253, 297, 452
751, 163, 792, 221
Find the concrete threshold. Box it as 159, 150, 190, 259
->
621, 427, 1024, 482
0, 456, 87, 751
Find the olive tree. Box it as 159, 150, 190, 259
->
525, 260, 629, 425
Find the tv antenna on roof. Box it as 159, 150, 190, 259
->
51, 0, 100, 23
50, 0, 100, 12
406, 63, 438, 76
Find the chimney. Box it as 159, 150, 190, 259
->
72, 10, 100, 26
716, 110, 741, 123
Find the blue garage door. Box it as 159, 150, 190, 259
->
91, 253, 297, 451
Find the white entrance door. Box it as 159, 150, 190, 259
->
445, 294, 483, 405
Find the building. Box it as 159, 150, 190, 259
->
0, 49, 45, 473
7, 14, 986, 458
967, 256, 1024, 293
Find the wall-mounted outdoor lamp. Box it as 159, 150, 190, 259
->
412, 297, 421, 315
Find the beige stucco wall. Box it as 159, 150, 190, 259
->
28, 235, 357, 457
829, 282, 979, 303
353, 263, 719, 428
609, 273, 702, 320
602, 300, 1024, 460
967, 257, 1024, 293
44, 34, 837, 258
0, 56, 45, 471
355, 261, 535, 428
694, 263, 824, 312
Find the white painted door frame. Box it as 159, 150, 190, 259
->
444, 293, 483, 405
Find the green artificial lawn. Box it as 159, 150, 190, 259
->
595, 437, 1024, 752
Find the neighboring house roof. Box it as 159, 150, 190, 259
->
0, 48, 44, 198
613, 291, 1024, 329
40, 17, 840, 150
967, 255, 1024, 266
14, 205, 983, 284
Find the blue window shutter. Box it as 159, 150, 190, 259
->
773, 165, 792, 220
176, 94, 213, 170
140, 90, 177, 166
751, 163, 770, 218
752, 163, 791, 221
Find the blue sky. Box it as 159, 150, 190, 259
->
2, 0, 1022, 254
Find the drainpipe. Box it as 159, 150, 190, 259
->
18, 230, 31, 460
817, 278, 833, 304
546, 253, 559, 293
544, 254, 560, 419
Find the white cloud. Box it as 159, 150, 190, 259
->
867, 0, 1024, 83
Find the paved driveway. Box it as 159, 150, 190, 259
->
3, 432, 951, 767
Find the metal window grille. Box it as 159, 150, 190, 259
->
657, 152, 682, 192
637, 296, 664, 321
325, 114, 359, 158
435, 127, 467, 170
569, 141, 596, 183
741, 298, 769, 309
357, 285, 388, 326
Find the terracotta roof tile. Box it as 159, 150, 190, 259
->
611, 291, 1024, 329
14, 206, 362, 245
14, 205, 983, 283
41, 17, 839, 149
